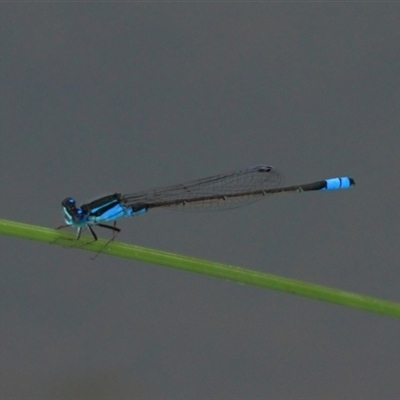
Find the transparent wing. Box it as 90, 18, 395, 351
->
121, 165, 284, 211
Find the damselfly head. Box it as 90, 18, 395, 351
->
61, 197, 87, 225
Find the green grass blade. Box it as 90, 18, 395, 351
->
1, 217, 399, 318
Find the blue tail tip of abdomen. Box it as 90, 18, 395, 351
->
325, 177, 355, 190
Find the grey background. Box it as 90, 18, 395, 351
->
1, 4, 399, 399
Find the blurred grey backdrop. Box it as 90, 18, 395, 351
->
1, 4, 399, 399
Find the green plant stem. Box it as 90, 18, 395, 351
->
1, 217, 399, 318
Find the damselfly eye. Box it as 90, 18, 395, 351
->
73, 208, 85, 222
62, 197, 76, 207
